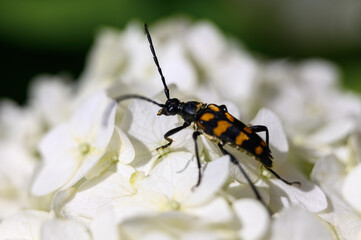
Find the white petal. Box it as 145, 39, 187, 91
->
185, 21, 226, 69
0, 210, 49, 239
118, 127, 135, 164
162, 41, 197, 92
32, 92, 116, 195
211, 52, 258, 103
41, 218, 91, 240
269, 163, 328, 213
38, 123, 77, 160
298, 60, 338, 90
200, 135, 222, 162
188, 197, 233, 224
343, 163, 361, 213
250, 108, 288, 167
310, 155, 344, 195
270, 207, 334, 240
57, 165, 136, 224
307, 118, 355, 145
234, 199, 270, 240
69, 91, 115, 142
0, 199, 22, 219
202, 135, 262, 185
227, 181, 270, 205
0, 141, 36, 191
123, 100, 194, 172
330, 212, 361, 240
62, 93, 116, 189
311, 156, 361, 240
185, 155, 230, 206
29, 75, 73, 127
138, 152, 196, 198
32, 124, 79, 196
85, 127, 123, 180
226, 146, 263, 184
91, 208, 119, 240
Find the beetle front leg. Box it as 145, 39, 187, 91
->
156, 122, 190, 151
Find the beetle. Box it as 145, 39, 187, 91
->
106, 24, 300, 210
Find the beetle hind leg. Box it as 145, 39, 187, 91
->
218, 143, 272, 215
266, 167, 301, 186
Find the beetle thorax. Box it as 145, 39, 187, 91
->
180, 101, 206, 122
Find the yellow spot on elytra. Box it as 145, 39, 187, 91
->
208, 104, 220, 112
225, 112, 235, 122
260, 140, 267, 147
244, 126, 252, 134
235, 132, 250, 146
255, 146, 263, 155
200, 113, 215, 121
213, 121, 232, 137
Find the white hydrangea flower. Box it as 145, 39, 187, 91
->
0, 76, 75, 217
234, 199, 270, 240
0, 99, 44, 155
54, 152, 230, 225
268, 162, 327, 213
311, 155, 361, 240
343, 163, 361, 213
184, 21, 227, 70
122, 99, 195, 173
0, 210, 49, 239
2, 17, 361, 240
120, 212, 239, 240
90, 208, 120, 240
31, 91, 116, 196
261, 59, 361, 137
28, 75, 74, 128
270, 207, 334, 240
41, 218, 91, 240
0, 76, 74, 153
228, 110, 328, 214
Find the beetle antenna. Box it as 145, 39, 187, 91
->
102, 94, 165, 127
144, 23, 170, 100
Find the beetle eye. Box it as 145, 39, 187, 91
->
167, 105, 176, 114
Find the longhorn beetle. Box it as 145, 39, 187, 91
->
106, 24, 300, 211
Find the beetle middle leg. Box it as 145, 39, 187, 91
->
192, 131, 202, 188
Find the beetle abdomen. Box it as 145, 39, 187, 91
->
196, 104, 273, 168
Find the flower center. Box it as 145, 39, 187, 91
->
167, 199, 181, 211
78, 143, 90, 155
130, 171, 145, 190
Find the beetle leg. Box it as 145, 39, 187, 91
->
250, 125, 269, 145
192, 131, 202, 189
156, 121, 190, 150
266, 167, 301, 186
218, 142, 272, 215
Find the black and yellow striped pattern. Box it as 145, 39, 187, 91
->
197, 104, 272, 167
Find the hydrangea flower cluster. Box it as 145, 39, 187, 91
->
1, 18, 361, 240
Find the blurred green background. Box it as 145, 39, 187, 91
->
1, 0, 361, 104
